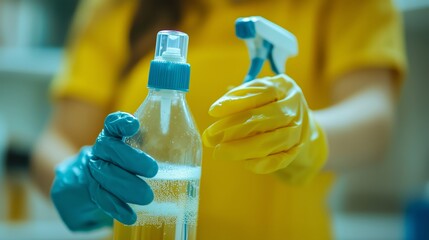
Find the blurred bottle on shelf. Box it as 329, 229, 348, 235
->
405, 181, 429, 240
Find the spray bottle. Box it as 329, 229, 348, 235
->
113, 30, 202, 240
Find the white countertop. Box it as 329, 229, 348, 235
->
333, 213, 404, 240
0, 222, 111, 240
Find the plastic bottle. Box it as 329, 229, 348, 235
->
113, 30, 202, 240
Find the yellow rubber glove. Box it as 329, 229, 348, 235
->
203, 74, 328, 183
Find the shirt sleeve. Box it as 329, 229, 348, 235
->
50, 0, 135, 109
323, 0, 406, 87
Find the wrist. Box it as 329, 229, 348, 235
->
276, 113, 329, 184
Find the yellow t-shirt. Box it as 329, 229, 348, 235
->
52, 0, 405, 239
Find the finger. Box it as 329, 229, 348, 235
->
88, 158, 154, 206
209, 76, 294, 118
203, 100, 298, 147
89, 180, 137, 225
213, 125, 301, 161
103, 111, 140, 138
93, 137, 158, 178
244, 145, 302, 174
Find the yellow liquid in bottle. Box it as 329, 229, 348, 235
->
113, 165, 200, 240
113, 218, 197, 240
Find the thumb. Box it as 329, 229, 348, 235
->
103, 111, 140, 138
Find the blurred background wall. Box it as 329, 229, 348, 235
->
0, 0, 111, 239
330, 0, 429, 238
331, 0, 429, 212
0, 0, 428, 239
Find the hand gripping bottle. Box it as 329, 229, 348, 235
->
113, 30, 202, 240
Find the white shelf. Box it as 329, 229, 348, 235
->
396, 0, 429, 11
0, 47, 63, 79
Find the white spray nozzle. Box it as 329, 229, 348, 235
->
154, 30, 189, 63
235, 16, 298, 82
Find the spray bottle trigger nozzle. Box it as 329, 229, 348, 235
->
235, 16, 298, 82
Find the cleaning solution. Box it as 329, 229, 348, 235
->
113, 30, 202, 240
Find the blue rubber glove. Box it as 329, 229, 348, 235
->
51, 112, 158, 231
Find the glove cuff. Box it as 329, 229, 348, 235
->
51, 147, 113, 231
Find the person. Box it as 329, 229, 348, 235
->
30, 0, 406, 239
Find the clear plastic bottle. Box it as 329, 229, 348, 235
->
113, 30, 202, 240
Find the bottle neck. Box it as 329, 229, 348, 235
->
147, 88, 187, 100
